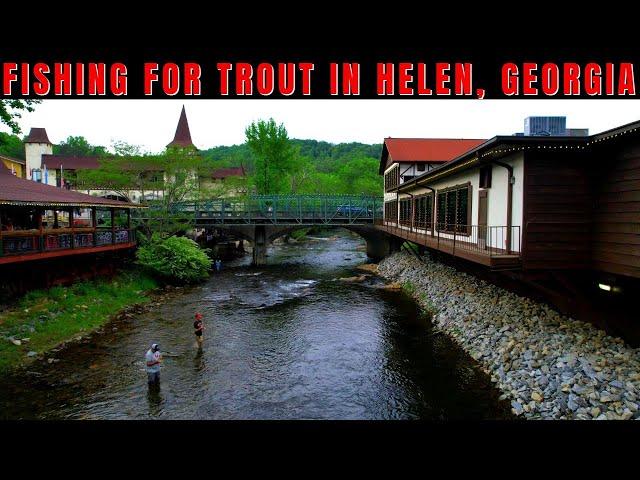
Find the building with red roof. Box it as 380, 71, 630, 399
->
0, 163, 143, 268
381, 137, 485, 199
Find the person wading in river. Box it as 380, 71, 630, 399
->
194, 313, 204, 347
145, 343, 162, 386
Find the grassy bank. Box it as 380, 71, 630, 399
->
0, 271, 158, 374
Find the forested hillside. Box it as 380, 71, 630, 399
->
0, 130, 383, 196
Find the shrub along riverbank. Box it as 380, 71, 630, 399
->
0, 271, 158, 374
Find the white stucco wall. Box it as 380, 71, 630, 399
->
383, 162, 439, 203
391, 152, 524, 252
25, 142, 53, 180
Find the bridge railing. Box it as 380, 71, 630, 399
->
136, 195, 384, 225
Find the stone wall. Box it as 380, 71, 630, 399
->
377, 251, 640, 420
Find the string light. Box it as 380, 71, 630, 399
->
0, 200, 144, 209
391, 123, 640, 193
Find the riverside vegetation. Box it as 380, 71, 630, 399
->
0, 233, 216, 374
0, 271, 158, 374
378, 251, 640, 420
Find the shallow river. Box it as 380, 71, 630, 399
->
0, 230, 511, 419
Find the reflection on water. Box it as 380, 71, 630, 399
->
0, 230, 512, 419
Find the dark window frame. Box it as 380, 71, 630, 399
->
413, 192, 434, 230
399, 198, 412, 226
384, 200, 398, 223
480, 165, 492, 189
435, 182, 472, 236
384, 165, 400, 192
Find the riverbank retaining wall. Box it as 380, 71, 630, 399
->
377, 252, 640, 420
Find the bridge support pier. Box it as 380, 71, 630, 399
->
347, 226, 403, 262
252, 225, 267, 266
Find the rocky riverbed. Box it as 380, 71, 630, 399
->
377, 252, 640, 420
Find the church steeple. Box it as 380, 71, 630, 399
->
167, 105, 197, 150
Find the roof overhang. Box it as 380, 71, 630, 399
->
390, 135, 589, 193
0, 200, 147, 209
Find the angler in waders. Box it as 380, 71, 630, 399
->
194, 312, 205, 347
145, 343, 162, 386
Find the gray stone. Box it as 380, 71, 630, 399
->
26, 351, 37, 357
571, 384, 586, 395
511, 401, 524, 416
582, 364, 597, 379
567, 394, 581, 412
610, 380, 625, 389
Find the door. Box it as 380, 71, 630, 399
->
478, 189, 488, 249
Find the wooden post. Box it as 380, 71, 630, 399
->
111, 208, 115, 245
38, 208, 44, 251
91, 207, 97, 246
127, 208, 132, 244
69, 207, 75, 249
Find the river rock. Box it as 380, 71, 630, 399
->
338, 275, 368, 283
356, 263, 379, 274
377, 251, 640, 421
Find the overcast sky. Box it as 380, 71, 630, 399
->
4, 99, 640, 153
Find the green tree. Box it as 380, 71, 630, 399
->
0, 132, 25, 159
54, 135, 107, 156
0, 99, 40, 135
335, 157, 382, 195
111, 140, 143, 156
245, 118, 296, 194
76, 150, 231, 240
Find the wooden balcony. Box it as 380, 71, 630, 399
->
377, 221, 521, 270
0, 228, 136, 265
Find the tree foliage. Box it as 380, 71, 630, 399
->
137, 234, 211, 283
75, 147, 245, 239
54, 135, 107, 156
245, 118, 296, 194
0, 132, 25, 159
202, 131, 383, 196
0, 99, 40, 135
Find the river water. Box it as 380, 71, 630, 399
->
0, 230, 512, 419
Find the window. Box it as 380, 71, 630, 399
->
384, 165, 400, 192
402, 175, 415, 182
399, 198, 412, 225
436, 183, 472, 234
414, 193, 433, 229
384, 200, 398, 223
417, 163, 426, 172
480, 166, 492, 188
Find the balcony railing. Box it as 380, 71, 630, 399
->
380, 221, 521, 257
0, 227, 135, 259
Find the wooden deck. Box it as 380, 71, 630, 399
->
0, 241, 137, 265
377, 224, 521, 270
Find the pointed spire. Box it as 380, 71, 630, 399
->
167, 105, 197, 149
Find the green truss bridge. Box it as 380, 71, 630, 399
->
163, 195, 383, 226
134, 195, 396, 266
